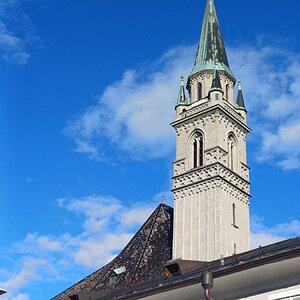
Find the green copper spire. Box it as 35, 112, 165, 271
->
177, 76, 188, 106
236, 80, 246, 109
191, 0, 234, 78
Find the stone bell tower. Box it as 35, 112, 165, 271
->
172, 0, 251, 262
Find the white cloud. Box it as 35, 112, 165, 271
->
64, 42, 300, 170
120, 206, 153, 227
64, 46, 195, 160
229, 44, 300, 169
74, 233, 133, 268
37, 236, 62, 252
0, 0, 39, 65
11, 294, 30, 300
251, 216, 300, 248
0, 193, 161, 298
0, 257, 47, 300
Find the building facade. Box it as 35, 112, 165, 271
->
172, 0, 250, 261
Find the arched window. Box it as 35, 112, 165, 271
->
226, 84, 230, 101
228, 134, 236, 171
197, 82, 202, 100
192, 132, 204, 168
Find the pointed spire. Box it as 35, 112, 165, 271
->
177, 76, 188, 106
236, 80, 246, 109
191, 0, 234, 78
211, 69, 222, 91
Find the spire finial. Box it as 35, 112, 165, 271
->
238, 80, 242, 90
180, 75, 185, 86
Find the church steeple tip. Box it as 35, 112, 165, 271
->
190, 0, 234, 79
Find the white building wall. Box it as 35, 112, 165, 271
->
241, 285, 300, 300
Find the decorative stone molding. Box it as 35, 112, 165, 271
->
175, 109, 247, 142
174, 160, 186, 176
189, 71, 212, 84
181, 103, 209, 118
174, 104, 249, 135
173, 163, 250, 195
173, 177, 250, 204
220, 73, 235, 87
218, 114, 245, 139
241, 162, 250, 181
221, 101, 245, 123
205, 147, 228, 166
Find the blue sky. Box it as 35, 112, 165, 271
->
1, 0, 300, 299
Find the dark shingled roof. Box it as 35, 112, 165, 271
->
91, 236, 300, 300
52, 204, 173, 300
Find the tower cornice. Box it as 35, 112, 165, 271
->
171, 102, 251, 133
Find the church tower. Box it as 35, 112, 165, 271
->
172, 0, 251, 262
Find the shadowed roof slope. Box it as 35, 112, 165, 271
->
52, 204, 173, 300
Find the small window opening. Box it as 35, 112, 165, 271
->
232, 203, 238, 228
226, 84, 230, 101
234, 243, 237, 255
228, 134, 236, 171
109, 266, 126, 286
215, 94, 219, 101
193, 132, 204, 168
193, 140, 197, 168
197, 82, 202, 100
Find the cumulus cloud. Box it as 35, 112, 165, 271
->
64, 41, 300, 170
64, 46, 195, 160
0, 257, 47, 300
0, 194, 159, 298
0, 0, 39, 64
74, 233, 133, 268
11, 294, 30, 300
228, 44, 300, 169
251, 216, 300, 248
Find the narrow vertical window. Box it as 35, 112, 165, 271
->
193, 140, 197, 168
226, 84, 230, 101
192, 132, 204, 168
199, 137, 204, 166
228, 134, 236, 171
232, 203, 236, 227
230, 142, 234, 170
234, 243, 237, 255
197, 82, 202, 100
